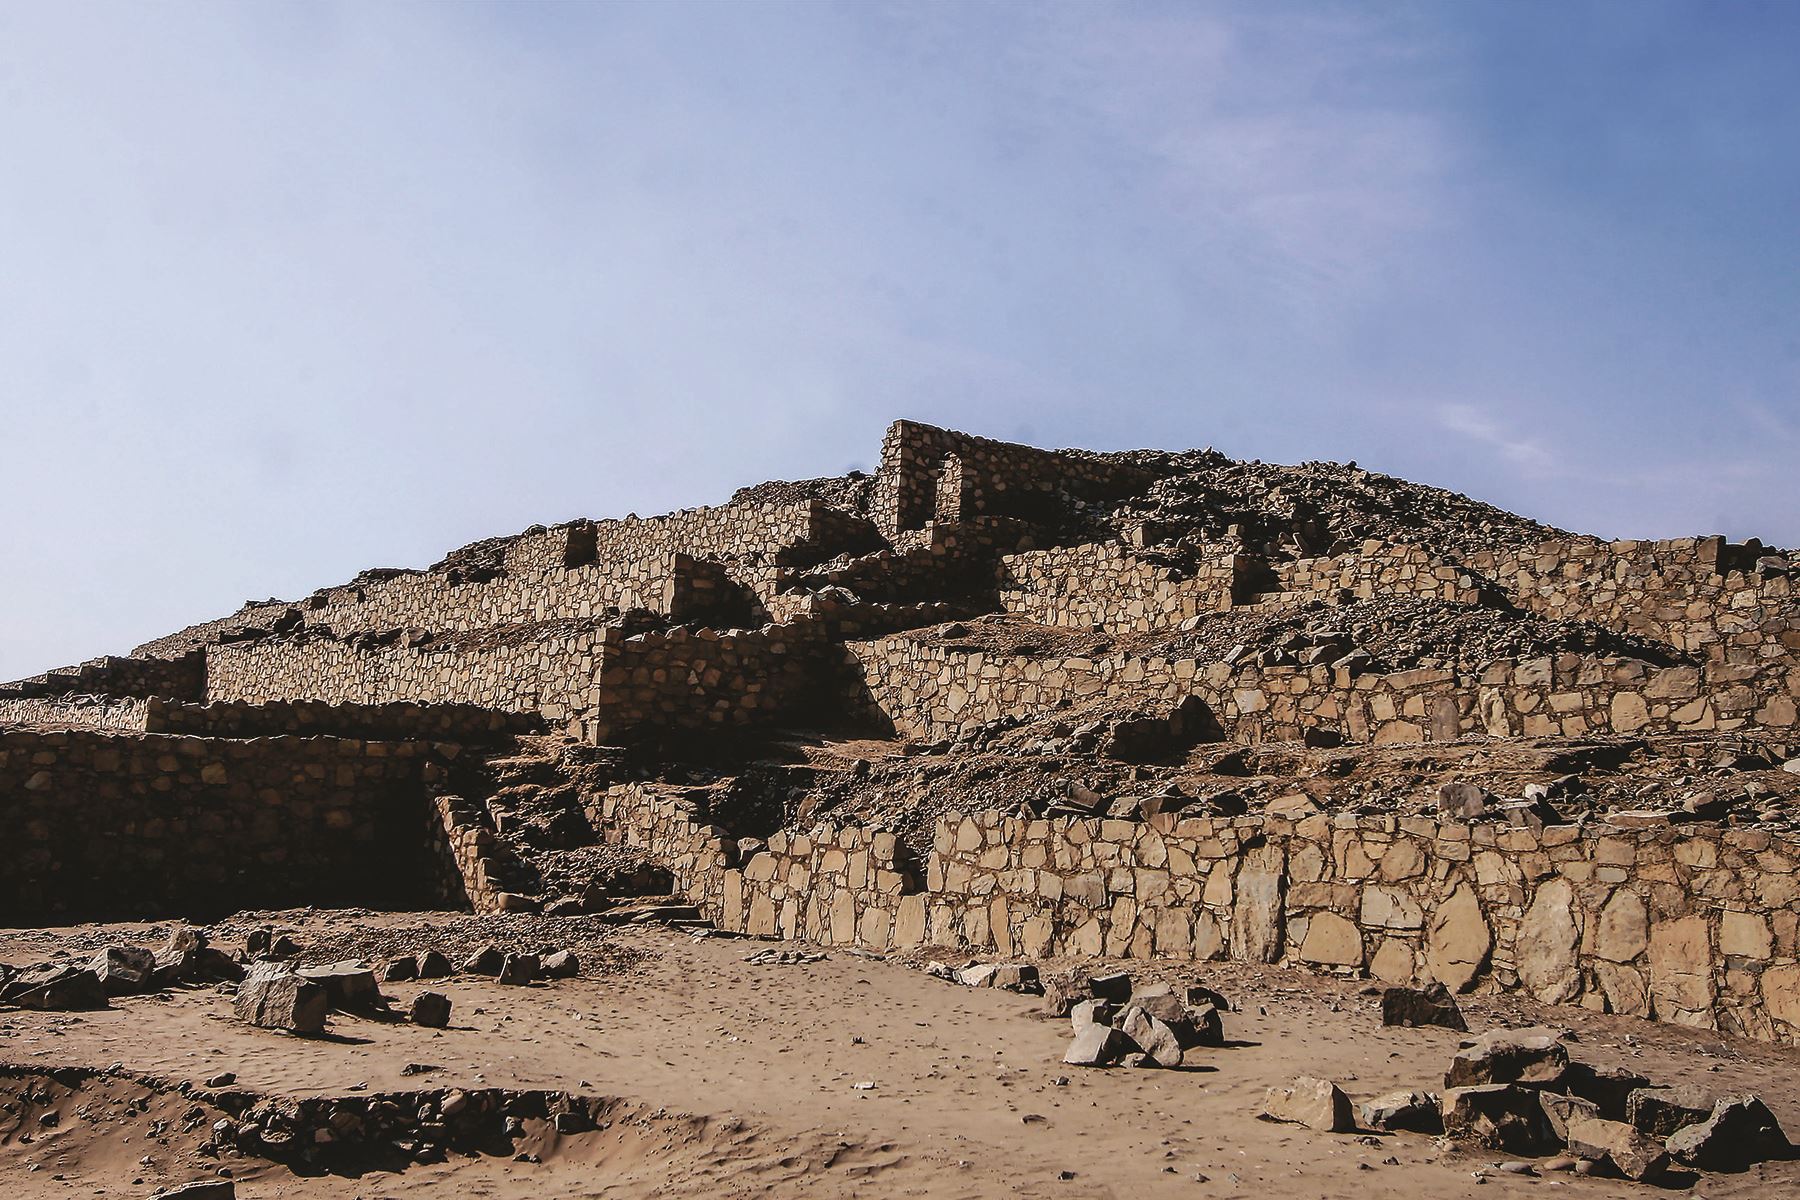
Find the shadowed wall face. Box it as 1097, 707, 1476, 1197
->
0, 731, 450, 923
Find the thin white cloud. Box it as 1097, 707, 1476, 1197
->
1434, 404, 1557, 472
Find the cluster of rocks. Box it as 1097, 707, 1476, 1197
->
923, 958, 1043, 992
1096, 448, 1569, 564
232, 941, 582, 1037
1277, 993, 1791, 1184
1, 927, 243, 1011
201, 1083, 615, 1166
1183, 597, 1684, 678
1051, 971, 1228, 1069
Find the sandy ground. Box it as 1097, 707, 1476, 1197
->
4, 913, 1799, 1199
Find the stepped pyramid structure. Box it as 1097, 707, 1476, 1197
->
4, 419, 1798, 1042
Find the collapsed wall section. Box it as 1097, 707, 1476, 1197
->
0, 730, 452, 922
130, 498, 880, 661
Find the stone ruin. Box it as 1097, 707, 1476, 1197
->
4, 418, 1799, 1044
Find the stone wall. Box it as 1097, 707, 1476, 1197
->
592, 619, 834, 741
0, 729, 449, 922
0, 694, 148, 732
203, 620, 612, 729
291, 550, 702, 637
0, 696, 539, 742
844, 633, 1799, 746
0, 653, 206, 702
204, 616, 847, 743
1473, 535, 1797, 663
1269, 540, 1500, 608
430, 793, 527, 914
129, 499, 879, 661
998, 542, 1246, 631
585, 784, 1800, 1044
870, 419, 1157, 536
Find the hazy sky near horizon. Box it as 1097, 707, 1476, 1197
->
3, 1, 1797, 681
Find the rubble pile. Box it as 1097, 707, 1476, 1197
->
1285, 1019, 1791, 1184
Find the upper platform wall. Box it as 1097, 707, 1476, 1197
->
869, 420, 1157, 536
131, 497, 880, 661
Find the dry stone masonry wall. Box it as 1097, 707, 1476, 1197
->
0, 729, 449, 921
7, 418, 1797, 1048
845, 636, 1796, 745
582, 782, 1800, 1045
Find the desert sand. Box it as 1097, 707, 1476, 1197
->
4, 912, 1796, 1199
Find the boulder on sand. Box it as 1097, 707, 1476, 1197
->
1564, 1116, 1671, 1183
1063, 1022, 1134, 1068
1664, 1094, 1790, 1171
88, 946, 157, 995
1444, 1028, 1567, 1089
410, 990, 452, 1029
1259, 1077, 1355, 1132
1361, 1090, 1442, 1134
1117, 1005, 1184, 1068
233, 964, 328, 1035
1441, 1084, 1562, 1156
1, 963, 107, 1011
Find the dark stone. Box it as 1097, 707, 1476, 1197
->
410, 991, 451, 1029
297, 962, 384, 1011
1361, 1090, 1443, 1134
88, 946, 157, 995
497, 953, 540, 986
1562, 1061, 1650, 1121
418, 950, 454, 979
1624, 1084, 1711, 1138
1665, 1094, 1790, 1171
1441, 1084, 1563, 1156
1088, 972, 1132, 1003
462, 946, 505, 976
383, 956, 420, 982
2, 964, 108, 1010
156, 1181, 236, 1198
1380, 982, 1467, 1031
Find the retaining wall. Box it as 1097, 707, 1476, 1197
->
0, 729, 450, 922
588, 784, 1800, 1045
205, 617, 843, 743
1472, 536, 1797, 663
845, 634, 1799, 745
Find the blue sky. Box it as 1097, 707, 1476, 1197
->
2, 1, 1796, 681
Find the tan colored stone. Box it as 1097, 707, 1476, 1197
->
1231, 870, 1284, 964
1517, 878, 1582, 1005
1424, 883, 1490, 993
1369, 937, 1415, 984
891, 894, 927, 948
1648, 915, 1715, 1024
1595, 961, 1649, 1017
1761, 963, 1800, 1029
1595, 889, 1648, 963
1721, 910, 1772, 961
1298, 912, 1363, 967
